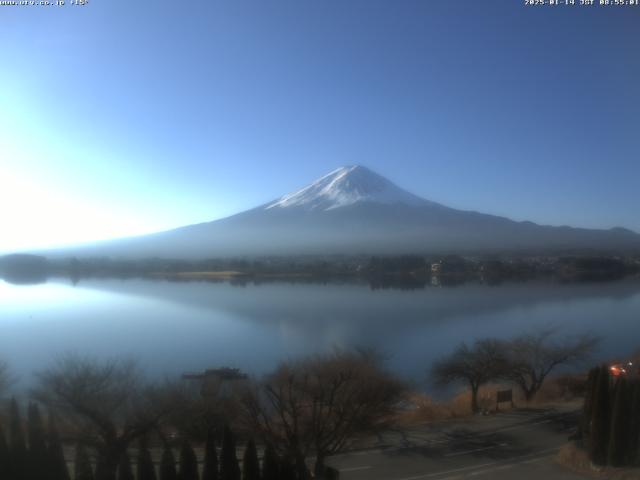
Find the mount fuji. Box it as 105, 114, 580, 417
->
43, 165, 640, 258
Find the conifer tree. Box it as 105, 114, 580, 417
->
94, 454, 113, 480
589, 365, 611, 465
179, 440, 199, 480
581, 368, 599, 440
117, 452, 135, 480
260, 445, 278, 480
48, 411, 71, 480
220, 426, 240, 480
28, 403, 48, 480
607, 377, 631, 466
628, 380, 640, 466
137, 437, 157, 480
201, 430, 218, 480
241, 439, 260, 480
159, 446, 178, 480
278, 456, 295, 480
0, 422, 10, 480
9, 398, 27, 480
74, 443, 95, 480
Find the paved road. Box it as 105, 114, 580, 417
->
327, 407, 589, 480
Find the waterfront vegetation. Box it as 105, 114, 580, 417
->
0, 329, 607, 480
0, 350, 401, 480
1, 253, 639, 288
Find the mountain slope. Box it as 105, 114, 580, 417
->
42, 166, 640, 258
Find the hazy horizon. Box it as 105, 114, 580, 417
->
2, 162, 640, 256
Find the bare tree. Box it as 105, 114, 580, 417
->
33, 355, 169, 480
503, 330, 598, 401
431, 339, 508, 413
242, 349, 406, 478
159, 370, 248, 441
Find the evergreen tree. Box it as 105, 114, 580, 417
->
179, 440, 199, 480
241, 439, 260, 480
278, 456, 295, 480
589, 365, 611, 465
628, 380, 640, 466
580, 368, 599, 440
27, 403, 48, 480
220, 426, 240, 480
201, 430, 218, 480
159, 446, 178, 480
74, 443, 95, 480
94, 454, 111, 480
48, 411, 71, 480
0, 422, 11, 480
137, 437, 157, 480
260, 445, 278, 480
607, 377, 631, 466
9, 398, 27, 480
117, 452, 135, 480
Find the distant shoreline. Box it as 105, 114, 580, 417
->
147, 271, 315, 280
1, 252, 639, 287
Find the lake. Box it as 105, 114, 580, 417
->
2, 277, 640, 391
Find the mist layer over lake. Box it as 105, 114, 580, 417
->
2, 278, 640, 390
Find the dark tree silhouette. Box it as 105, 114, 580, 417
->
0, 422, 10, 480
220, 426, 240, 480
34, 356, 168, 480
589, 365, 611, 465
244, 350, 404, 476
241, 439, 260, 480
74, 443, 95, 480
431, 339, 507, 413
628, 381, 640, 466
278, 456, 295, 480
27, 403, 48, 480
260, 445, 278, 480
136, 437, 157, 480
607, 377, 631, 467
117, 452, 135, 480
179, 440, 199, 480
9, 398, 27, 480
201, 430, 218, 480
504, 330, 598, 402
579, 367, 599, 440
48, 411, 71, 480
159, 446, 178, 480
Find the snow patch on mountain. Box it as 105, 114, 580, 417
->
265, 165, 434, 211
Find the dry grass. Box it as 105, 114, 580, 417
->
398, 376, 587, 426
397, 385, 505, 425
556, 444, 640, 480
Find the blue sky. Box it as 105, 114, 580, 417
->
1, 0, 638, 251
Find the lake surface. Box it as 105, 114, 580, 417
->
2, 277, 640, 391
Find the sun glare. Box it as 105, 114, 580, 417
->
0, 167, 157, 253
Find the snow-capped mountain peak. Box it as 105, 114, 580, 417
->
265, 165, 433, 211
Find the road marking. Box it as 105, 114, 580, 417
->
520, 454, 553, 464
394, 462, 497, 480
469, 463, 514, 476
392, 447, 560, 480
348, 450, 380, 456
466, 453, 554, 477
491, 419, 551, 433
339, 465, 372, 472
444, 445, 498, 457
495, 411, 552, 418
